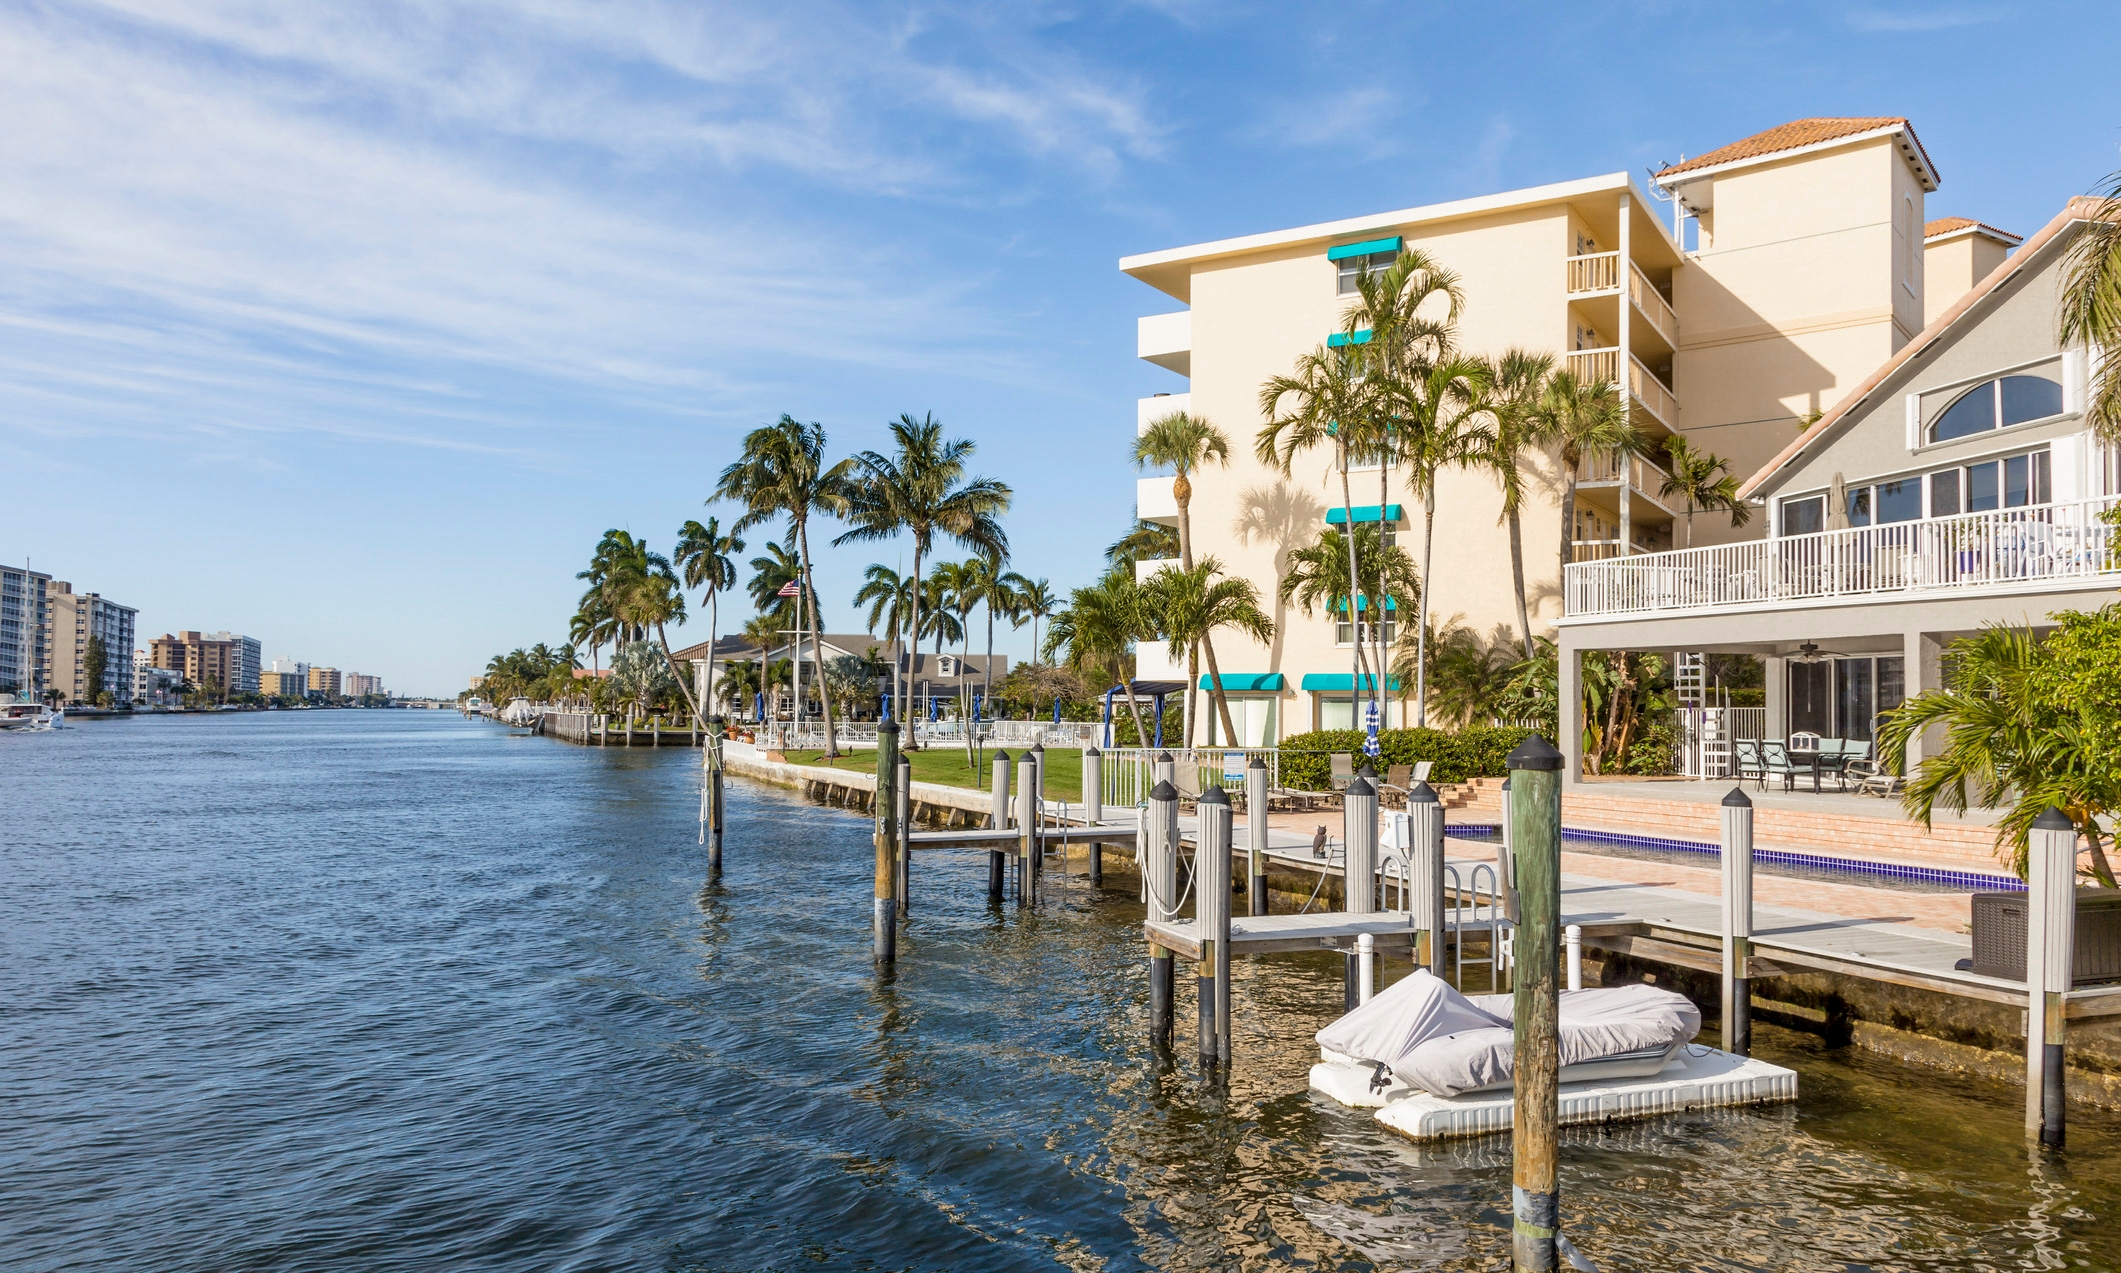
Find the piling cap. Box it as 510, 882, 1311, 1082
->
1084, 746, 1100, 757
1501, 776, 1511, 791
1199, 785, 1230, 806
1408, 781, 1438, 804
994, 749, 1011, 764
1357, 762, 1378, 779
1155, 750, 1174, 763
1248, 755, 1266, 770
879, 718, 899, 736
1346, 777, 1374, 797
1150, 779, 1178, 802
1031, 741, 1045, 754
2032, 805, 2076, 831
1721, 787, 1752, 808
1504, 734, 1563, 771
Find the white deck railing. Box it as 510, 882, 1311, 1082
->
1629, 261, 1678, 348
1565, 494, 2121, 620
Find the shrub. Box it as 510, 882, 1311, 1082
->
1275, 725, 1537, 788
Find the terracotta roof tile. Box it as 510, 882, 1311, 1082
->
1656, 117, 1908, 178
1924, 216, 2021, 243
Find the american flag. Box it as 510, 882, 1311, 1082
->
777, 579, 800, 597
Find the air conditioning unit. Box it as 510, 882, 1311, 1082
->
935, 654, 960, 679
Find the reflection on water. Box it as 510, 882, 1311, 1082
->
2, 712, 2114, 1271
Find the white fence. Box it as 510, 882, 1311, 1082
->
1677, 705, 1767, 778
770, 719, 1101, 752
1097, 747, 1281, 808
1565, 494, 2121, 620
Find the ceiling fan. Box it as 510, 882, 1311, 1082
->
1790, 641, 1849, 663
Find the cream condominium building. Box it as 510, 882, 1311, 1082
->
1118, 117, 1973, 745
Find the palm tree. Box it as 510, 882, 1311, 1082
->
1385, 354, 1493, 727
714, 415, 855, 755
1403, 620, 1519, 730
1879, 622, 2119, 887
2061, 176, 2121, 440
602, 539, 699, 722
1017, 579, 1058, 665
1141, 558, 1275, 746
1280, 524, 1419, 709
1106, 517, 1180, 569
835, 413, 1011, 744
746, 542, 804, 629
1260, 343, 1380, 731
1133, 410, 1239, 745
1474, 348, 1557, 658
961, 551, 1028, 717
1538, 369, 1639, 579
1658, 435, 1753, 549
1047, 565, 1151, 745
674, 515, 744, 723
740, 614, 779, 722
853, 563, 915, 694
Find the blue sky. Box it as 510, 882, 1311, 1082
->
5, 1, 2118, 695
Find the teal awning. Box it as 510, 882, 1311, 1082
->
1331, 596, 1398, 613
1300, 673, 1402, 692
1325, 504, 1404, 525
1198, 672, 1285, 692
1326, 236, 1403, 262
1326, 329, 1373, 348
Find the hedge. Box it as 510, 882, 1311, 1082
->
1275, 725, 1538, 789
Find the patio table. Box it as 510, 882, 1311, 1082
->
1785, 745, 1824, 793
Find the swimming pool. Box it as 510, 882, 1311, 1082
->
1444, 823, 2021, 896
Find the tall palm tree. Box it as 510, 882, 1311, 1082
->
961, 551, 1027, 716
741, 614, 779, 722
1280, 525, 1418, 710
746, 541, 804, 629
674, 515, 744, 723
1537, 369, 1639, 582
715, 416, 854, 755
1106, 517, 1180, 569
1260, 343, 1381, 731
835, 413, 1011, 745
2061, 177, 2121, 440
853, 562, 914, 695
1047, 565, 1151, 746
1658, 435, 1753, 549
1133, 410, 1238, 745
1473, 349, 1556, 658
608, 549, 698, 721
1017, 579, 1058, 665
1141, 558, 1275, 746
1387, 354, 1494, 726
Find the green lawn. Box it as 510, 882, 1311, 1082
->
783, 745, 1082, 796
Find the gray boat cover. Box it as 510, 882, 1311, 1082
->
1315, 969, 1701, 1097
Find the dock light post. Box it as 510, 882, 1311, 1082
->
989, 751, 1012, 904
1246, 757, 1270, 915
1196, 786, 1233, 1068
1563, 926, 1582, 991
2028, 806, 2077, 1147
1342, 776, 1379, 1012
1506, 735, 1563, 1273
873, 720, 901, 966
896, 753, 912, 917
1016, 754, 1039, 906
1357, 931, 1376, 1004
1720, 788, 1755, 1056
1407, 782, 1445, 975
1147, 778, 1180, 1049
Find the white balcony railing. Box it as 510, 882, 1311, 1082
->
1576, 450, 1673, 498
1628, 353, 1676, 430
1629, 261, 1678, 349
1564, 494, 2121, 621
1565, 251, 1620, 294
1565, 346, 1619, 385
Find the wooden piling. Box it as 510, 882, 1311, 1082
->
989, 751, 1011, 903
1246, 757, 1269, 915
1507, 736, 1563, 1273
2028, 806, 2076, 1146
1406, 781, 1444, 974
652, 720, 660, 746
1720, 787, 1755, 1056
1146, 778, 1179, 1049
873, 720, 901, 966
1342, 776, 1378, 1012
1196, 785, 1233, 1068
706, 734, 725, 873
1016, 754, 1038, 906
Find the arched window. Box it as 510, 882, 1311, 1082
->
1929, 375, 2065, 443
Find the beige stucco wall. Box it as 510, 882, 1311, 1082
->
1923, 232, 2015, 326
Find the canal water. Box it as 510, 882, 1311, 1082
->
5, 711, 2117, 1271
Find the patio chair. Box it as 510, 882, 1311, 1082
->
1847, 751, 1901, 797
1380, 764, 1414, 803
1814, 738, 1849, 792
1733, 739, 1764, 786
1759, 740, 1802, 792
1329, 752, 1356, 793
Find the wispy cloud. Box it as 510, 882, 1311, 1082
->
1845, 6, 2006, 32
1242, 86, 1405, 152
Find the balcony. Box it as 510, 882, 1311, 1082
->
1566, 253, 1678, 355
1138, 391, 1191, 436
1136, 475, 1179, 522
1565, 250, 1620, 294
1562, 494, 2121, 622
1564, 347, 1677, 434
1138, 311, 1190, 377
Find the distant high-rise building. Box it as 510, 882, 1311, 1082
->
44, 581, 138, 705
134, 650, 183, 707
308, 666, 341, 697
150, 630, 262, 696
0, 563, 52, 698
343, 671, 385, 698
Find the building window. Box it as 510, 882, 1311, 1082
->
1781, 496, 1824, 536
1930, 375, 2065, 442
1337, 249, 1399, 295
1335, 617, 1397, 647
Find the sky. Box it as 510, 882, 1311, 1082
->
5, 1, 2120, 696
